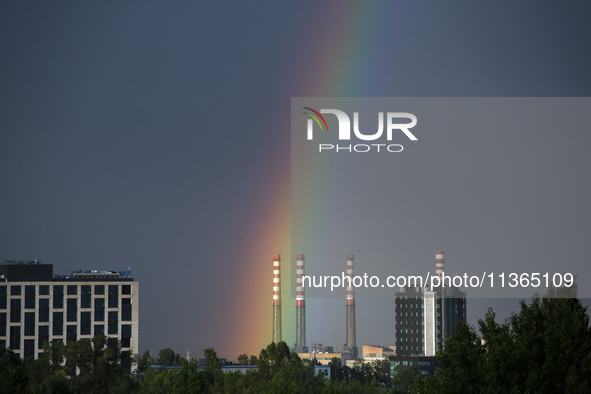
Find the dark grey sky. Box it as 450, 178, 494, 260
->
1, 1, 590, 359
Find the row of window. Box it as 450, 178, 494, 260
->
397, 303, 442, 309
1, 324, 133, 355
399, 320, 441, 327
0, 285, 132, 310
2, 297, 132, 324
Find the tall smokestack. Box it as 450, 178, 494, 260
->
436, 251, 444, 279
295, 254, 306, 347
272, 254, 282, 343
345, 254, 356, 348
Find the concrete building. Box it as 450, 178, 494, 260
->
395, 252, 466, 356
362, 345, 396, 361
389, 355, 440, 378
0, 260, 138, 360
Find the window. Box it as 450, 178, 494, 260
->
67, 285, 77, 295
122, 285, 131, 295
108, 311, 118, 334
11, 285, 21, 296
24, 339, 34, 358
10, 326, 20, 349
121, 324, 132, 348
0, 313, 5, 336
10, 299, 21, 322
25, 312, 35, 336
81, 285, 91, 308
53, 286, 63, 309
94, 325, 104, 336
94, 298, 105, 321
39, 285, 50, 296
108, 337, 118, 350
0, 286, 6, 309
108, 285, 118, 308
39, 299, 49, 322
95, 285, 105, 295
67, 299, 77, 322
66, 325, 77, 343
25, 285, 35, 309
53, 312, 63, 336
38, 326, 49, 349
81, 312, 91, 335
122, 298, 132, 321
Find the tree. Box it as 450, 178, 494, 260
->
203, 347, 223, 388
417, 291, 591, 394
391, 367, 420, 393
157, 347, 177, 365
237, 353, 249, 365
138, 349, 156, 371
65, 335, 137, 394
249, 354, 258, 366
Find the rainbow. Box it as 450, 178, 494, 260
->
227, 2, 396, 359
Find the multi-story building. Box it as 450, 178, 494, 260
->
362, 345, 396, 361
0, 260, 138, 360
394, 252, 466, 357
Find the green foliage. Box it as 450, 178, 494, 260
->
416, 294, 591, 394
0, 336, 135, 394
248, 355, 257, 366
237, 353, 249, 365
138, 350, 156, 372
390, 367, 419, 393
157, 348, 181, 366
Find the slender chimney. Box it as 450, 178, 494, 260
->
436, 251, 444, 279
295, 254, 306, 347
345, 254, 356, 347
272, 254, 282, 343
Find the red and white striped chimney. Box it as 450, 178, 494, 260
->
345, 254, 356, 347
436, 251, 444, 279
346, 255, 354, 307
295, 254, 306, 347
272, 254, 282, 343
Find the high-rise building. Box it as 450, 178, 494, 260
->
0, 261, 138, 360
394, 252, 466, 356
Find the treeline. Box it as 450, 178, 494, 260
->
0, 335, 135, 393
415, 294, 591, 393
0, 339, 391, 394
2, 290, 590, 393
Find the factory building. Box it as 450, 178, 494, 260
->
395, 252, 467, 356
0, 260, 138, 360
362, 345, 396, 361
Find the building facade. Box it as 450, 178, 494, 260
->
395, 285, 466, 357
0, 261, 138, 360
394, 252, 467, 357
362, 345, 396, 361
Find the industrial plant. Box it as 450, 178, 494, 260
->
271, 251, 467, 373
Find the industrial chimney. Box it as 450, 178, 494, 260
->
345, 254, 357, 358
436, 251, 444, 279
295, 254, 306, 349
272, 254, 282, 343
